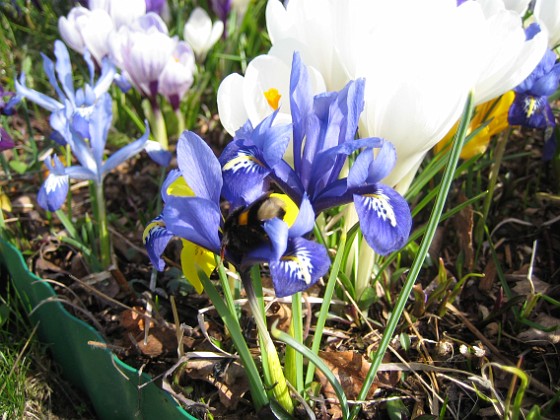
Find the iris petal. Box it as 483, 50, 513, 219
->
163, 195, 222, 254
353, 184, 412, 255
37, 172, 69, 212
177, 131, 223, 203
143, 216, 174, 271
270, 237, 330, 298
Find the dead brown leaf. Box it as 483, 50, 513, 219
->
453, 195, 474, 271
179, 359, 249, 409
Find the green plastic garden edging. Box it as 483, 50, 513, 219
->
0, 237, 196, 420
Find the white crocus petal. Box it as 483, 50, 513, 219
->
58, 7, 114, 64
335, 0, 481, 188
108, 0, 146, 28
502, 0, 531, 15
58, 7, 88, 54
471, 0, 548, 105
217, 73, 250, 135
534, 0, 560, 48
266, 0, 343, 88
217, 53, 325, 137
184, 7, 223, 60
79, 9, 115, 64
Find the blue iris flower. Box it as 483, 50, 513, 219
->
15, 40, 170, 166
16, 40, 115, 145
144, 130, 330, 298
144, 53, 412, 298
37, 93, 150, 211
508, 24, 560, 159
220, 52, 412, 255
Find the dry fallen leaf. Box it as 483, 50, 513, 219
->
517, 313, 560, 344
316, 350, 399, 417
179, 359, 249, 409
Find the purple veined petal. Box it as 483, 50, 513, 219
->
269, 237, 330, 298
269, 159, 306, 204
221, 142, 271, 206
288, 194, 315, 238
16, 74, 63, 113
102, 121, 149, 175
37, 170, 69, 212
88, 93, 113, 167
143, 215, 174, 271
40, 53, 67, 103
176, 131, 223, 204
508, 93, 554, 130
353, 184, 412, 255
144, 140, 172, 166
347, 141, 397, 187
163, 195, 222, 255
311, 179, 352, 213
531, 62, 560, 98
54, 40, 76, 104
244, 111, 292, 167
262, 217, 289, 261
307, 136, 384, 200
300, 77, 366, 185
289, 51, 313, 175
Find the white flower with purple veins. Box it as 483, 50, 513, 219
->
158, 42, 196, 110
109, 12, 176, 100
58, 6, 114, 65
15, 40, 115, 145
183, 7, 223, 61
88, 0, 147, 29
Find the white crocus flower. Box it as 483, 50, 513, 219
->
184, 7, 224, 61
471, 0, 547, 105
58, 7, 114, 64
219, 0, 547, 193
218, 53, 326, 136
534, 0, 560, 48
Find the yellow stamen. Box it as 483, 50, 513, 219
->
264, 88, 281, 110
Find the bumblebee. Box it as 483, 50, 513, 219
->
221, 194, 287, 261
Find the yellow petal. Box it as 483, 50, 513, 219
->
180, 239, 216, 294
167, 176, 195, 197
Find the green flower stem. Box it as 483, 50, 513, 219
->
93, 180, 111, 269
65, 144, 73, 221
175, 108, 186, 137
153, 105, 168, 150
305, 231, 347, 386
286, 291, 304, 395
350, 92, 475, 419
199, 268, 268, 411
241, 269, 294, 414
